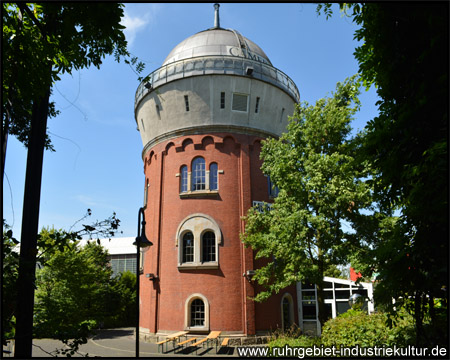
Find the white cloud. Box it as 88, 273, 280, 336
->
121, 4, 161, 47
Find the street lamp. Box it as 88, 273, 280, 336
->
134, 207, 153, 358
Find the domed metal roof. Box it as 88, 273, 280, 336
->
162, 28, 272, 66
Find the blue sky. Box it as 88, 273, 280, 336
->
3, 3, 379, 240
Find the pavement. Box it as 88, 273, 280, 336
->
4, 328, 238, 357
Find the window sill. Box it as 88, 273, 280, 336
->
180, 190, 219, 198
184, 326, 209, 333
178, 262, 219, 270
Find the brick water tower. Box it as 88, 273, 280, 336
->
134, 4, 300, 337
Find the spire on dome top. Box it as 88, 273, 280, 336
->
214, 3, 220, 28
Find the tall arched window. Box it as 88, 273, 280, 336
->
182, 232, 194, 263
209, 163, 218, 190
185, 294, 209, 331
180, 165, 188, 193
190, 299, 205, 327
202, 231, 216, 262
192, 157, 205, 191
281, 293, 294, 331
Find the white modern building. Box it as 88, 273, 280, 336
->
78, 237, 137, 276
297, 276, 375, 335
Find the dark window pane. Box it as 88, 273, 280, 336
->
182, 232, 194, 263
335, 290, 351, 300
190, 299, 205, 326
336, 302, 351, 315
302, 303, 316, 320
209, 163, 218, 190
202, 231, 216, 262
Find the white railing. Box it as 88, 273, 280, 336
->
135, 55, 300, 108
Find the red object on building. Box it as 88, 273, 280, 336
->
134, 4, 300, 336
350, 267, 362, 282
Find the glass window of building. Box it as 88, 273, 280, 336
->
209, 163, 218, 190
192, 157, 206, 191
182, 232, 194, 263
180, 165, 188, 192
232, 93, 248, 112
190, 299, 205, 327
202, 231, 216, 262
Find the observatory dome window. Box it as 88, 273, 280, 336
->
232, 93, 248, 112
220, 92, 225, 109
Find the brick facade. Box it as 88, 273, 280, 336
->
139, 133, 298, 334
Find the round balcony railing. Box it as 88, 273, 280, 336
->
134, 55, 300, 109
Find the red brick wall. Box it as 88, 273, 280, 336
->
140, 133, 298, 334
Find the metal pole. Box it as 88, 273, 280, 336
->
136, 208, 142, 358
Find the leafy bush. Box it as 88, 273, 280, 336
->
321, 309, 416, 348
103, 271, 136, 328
268, 325, 321, 350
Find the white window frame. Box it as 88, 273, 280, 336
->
297, 276, 375, 336
176, 214, 221, 270
185, 293, 210, 332
231, 93, 249, 112
176, 159, 221, 197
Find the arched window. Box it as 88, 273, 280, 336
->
176, 214, 221, 269
202, 231, 216, 262
190, 299, 205, 327
192, 157, 205, 191
185, 294, 209, 331
281, 293, 295, 331
182, 232, 194, 263
209, 163, 218, 190
180, 165, 188, 193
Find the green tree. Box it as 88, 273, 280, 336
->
242, 76, 375, 327
1, 224, 20, 346
107, 271, 137, 328
34, 241, 115, 338
1, 210, 121, 352
318, 3, 448, 346
2, 4, 144, 356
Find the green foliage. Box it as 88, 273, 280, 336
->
317, 3, 448, 346
321, 309, 416, 348
242, 76, 377, 326
104, 271, 137, 328
2, 2, 145, 150
268, 326, 321, 350
2, 222, 19, 345
2, 210, 123, 349
33, 241, 115, 338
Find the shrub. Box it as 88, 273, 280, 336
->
268, 324, 321, 350
322, 309, 389, 347
321, 309, 416, 348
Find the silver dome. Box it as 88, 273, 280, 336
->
162, 28, 272, 66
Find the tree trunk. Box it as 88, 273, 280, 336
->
414, 291, 424, 347
316, 245, 326, 331
14, 85, 50, 358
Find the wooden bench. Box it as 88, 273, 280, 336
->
156, 338, 171, 353
176, 337, 197, 353
157, 331, 188, 353
221, 337, 230, 347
